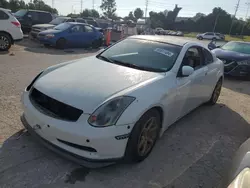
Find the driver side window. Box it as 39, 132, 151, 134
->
182, 47, 203, 70
71, 25, 85, 33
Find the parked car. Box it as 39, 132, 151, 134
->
216, 33, 225, 40
14, 9, 53, 33
0, 7, 23, 51
30, 17, 87, 38
196, 32, 221, 40
176, 31, 184, 36
221, 138, 250, 187
21, 36, 223, 167
212, 41, 250, 77
155, 28, 164, 35
37, 22, 103, 49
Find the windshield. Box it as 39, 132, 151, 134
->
54, 23, 71, 30
221, 42, 250, 55
97, 38, 182, 72
14, 9, 27, 17
50, 17, 67, 25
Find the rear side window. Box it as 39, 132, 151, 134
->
0, 10, 9, 20
203, 48, 214, 64
39, 12, 52, 23
28, 11, 39, 21
85, 25, 93, 32
67, 19, 75, 22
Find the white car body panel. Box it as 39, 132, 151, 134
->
21, 38, 224, 161
0, 8, 23, 40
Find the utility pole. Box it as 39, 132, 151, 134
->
81, 0, 83, 13
213, 14, 220, 32
229, 0, 241, 35
240, 2, 250, 36
145, 0, 149, 18
93, 0, 95, 9
52, 0, 54, 8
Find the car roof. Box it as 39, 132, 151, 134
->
20, 9, 51, 13
67, 22, 90, 26
129, 35, 198, 46
0, 8, 10, 12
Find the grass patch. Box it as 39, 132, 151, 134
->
184, 32, 250, 42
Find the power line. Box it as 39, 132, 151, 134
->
229, 0, 241, 34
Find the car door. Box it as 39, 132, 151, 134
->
66, 24, 86, 47
27, 11, 39, 25
83, 25, 97, 46
202, 48, 219, 100
175, 46, 207, 117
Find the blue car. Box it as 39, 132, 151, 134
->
37, 22, 103, 49
212, 41, 250, 77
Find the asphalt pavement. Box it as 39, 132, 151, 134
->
0, 38, 249, 188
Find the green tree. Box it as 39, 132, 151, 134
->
0, 0, 9, 8
81, 9, 100, 18
91, 9, 100, 18
100, 0, 116, 19
134, 8, 143, 20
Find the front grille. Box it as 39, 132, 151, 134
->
29, 88, 83, 121
57, 139, 97, 152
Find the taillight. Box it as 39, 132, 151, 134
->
11, 21, 21, 28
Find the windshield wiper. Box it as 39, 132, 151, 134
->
96, 55, 114, 63
111, 60, 164, 72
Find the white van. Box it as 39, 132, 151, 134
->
0, 8, 23, 51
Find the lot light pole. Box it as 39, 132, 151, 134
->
229, 0, 241, 35
213, 14, 220, 32
240, 2, 250, 36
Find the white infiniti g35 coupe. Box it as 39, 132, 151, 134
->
21, 36, 224, 167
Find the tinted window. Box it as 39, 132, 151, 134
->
203, 49, 214, 64
76, 19, 87, 23
205, 32, 214, 36
67, 19, 75, 22
39, 12, 52, 22
221, 42, 250, 55
0, 10, 9, 20
98, 38, 182, 72
28, 11, 39, 21
54, 23, 71, 30
71, 25, 85, 32
14, 9, 27, 17
85, 25, 93, 32
182, 47, 202, 69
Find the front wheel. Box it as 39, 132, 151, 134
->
208, 79, 222, 105
0, 33, 12, 51
198, 36, 203, 40
56, 38, 67, 49
125, 109, 161, 162
91, 39, 102, 48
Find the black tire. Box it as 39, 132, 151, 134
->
56, 38, 66, 49
43, 44, 50, 48
208, 79, 222, 105
92, 39, 102, 49
212, 37, 217, 41
0, 33, 12, 51
198, 36, 203, 40
124, 109, 161, 162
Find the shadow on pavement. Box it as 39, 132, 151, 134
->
16, 38, 101, 55
223, 77, 250, 95
0, 104, 250, 188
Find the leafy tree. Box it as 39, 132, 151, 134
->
134, 8, 143, 20
81, 9, 100, 18
0, 0, 9, 8
100, 0, 116, 19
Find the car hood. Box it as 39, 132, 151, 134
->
212, 48, 250, 61
32, 24, 55, 29
34, 56, 161, 113
39, 29, 62, 34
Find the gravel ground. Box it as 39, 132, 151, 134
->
0, 39, 250, 188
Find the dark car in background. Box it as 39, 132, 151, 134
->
212, 41, 250, 78
37, 22, 103, 49
30, 17, 87, 38
14, 9, 53, 33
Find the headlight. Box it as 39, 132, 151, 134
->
237, 60, 250, 66
26, 71, 43, 91
45, 34, 55, 38
88, 96, 135, 127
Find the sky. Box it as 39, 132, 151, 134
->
25, 0, 250, 19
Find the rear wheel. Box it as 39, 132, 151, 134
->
208, 79, 222, 105
0, 33, 11, 51
56, 38, 67, 49
198, 36, 203, 40
125, 109, 161, 162
92, 39, 102, 48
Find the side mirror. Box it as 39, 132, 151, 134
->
182, 66, 194, 77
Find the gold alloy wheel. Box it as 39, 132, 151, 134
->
213, 81, 222, 102
137, 117, 159, 156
